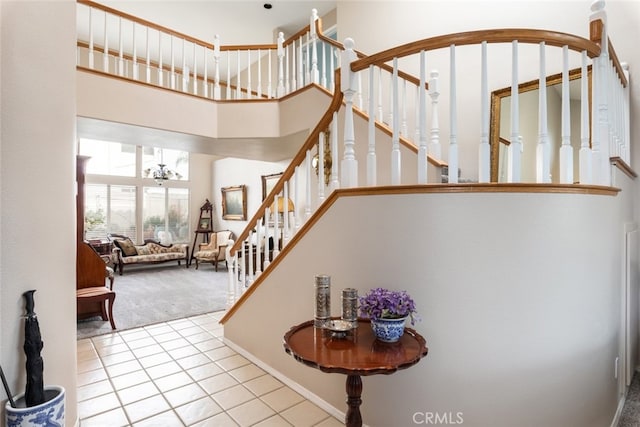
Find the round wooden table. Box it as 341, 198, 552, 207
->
283, 319, 428, 427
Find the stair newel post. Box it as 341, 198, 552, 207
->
429, 71, 441, 161
448, 45, 459, 184
418, 50, 428, 184
305, 149, 313, 220
213, 35, 221, 100
479, 41, 491, 183
157, 32, 163, 87
277, 32, 285, 98
508, 40, 522, 183
257, 49, 263, 98
367, 65, 377, 186
118, 17, 124, 76
88, 7, 94, 69
247, 50, 252, 99
330, 113, 340, 191
341, 38, 359, 188
391, 57, 401, 184
536, 42, 551, 183
263, 207, 271, 269
145, 27, 151, 84
132, 22, 138, 80
311, 9, 320, 84
226, 242, 236, 306
318, 132, 326, 203
579, 50, 593, 184
559, 45, 574, 184
103, 13, 109, 72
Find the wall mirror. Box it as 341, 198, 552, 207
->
489, 67, 591, 182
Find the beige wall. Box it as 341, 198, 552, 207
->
1, 1, 78, 425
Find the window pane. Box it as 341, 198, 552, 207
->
79, 138, 136, 176
109, 185, 137, 239
168, 188, 189, 242
142, 186, 166, 241
84, 184, 108, 240
142, 147, 189, 181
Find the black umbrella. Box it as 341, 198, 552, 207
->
23, 290, 45, 406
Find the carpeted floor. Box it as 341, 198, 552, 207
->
619, 373, 640, 426
77, 264, 229, 339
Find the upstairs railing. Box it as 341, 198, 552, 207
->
224, 0, 631, 307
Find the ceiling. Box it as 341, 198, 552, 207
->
77, 1, 337, 161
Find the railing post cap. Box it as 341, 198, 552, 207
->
344, 38, 355, 50
591, 0, 605, 13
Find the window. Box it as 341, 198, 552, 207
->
85, 184, 137, 240
79, 139, 136, 176
143, 187, 189, 243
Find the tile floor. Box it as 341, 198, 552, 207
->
77, 311, 343, 426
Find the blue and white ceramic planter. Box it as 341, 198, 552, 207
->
371, 316, 407, 343
5, 386, 65, 427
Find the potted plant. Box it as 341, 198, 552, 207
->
359, 287, 419, 343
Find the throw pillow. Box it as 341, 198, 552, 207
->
135, 245, 150, 256
114, 238, 137, 257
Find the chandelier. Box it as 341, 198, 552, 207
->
144, 149, 182, 185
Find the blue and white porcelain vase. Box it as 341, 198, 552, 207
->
371, 316, 407, 343
5, 385, 65, 427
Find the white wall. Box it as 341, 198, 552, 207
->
1, 1, 78, 425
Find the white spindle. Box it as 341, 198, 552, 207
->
318, 132, 326, 203
158, 33, 163, 87
145, 27, 151, 83
247, 50, 252, 99
367, 65, 377, 186
132, 22, 138, 80
88, 7, 94, 69
401, 80, 408, 137
479, 41, 490, 183
418, 51, 428, 184
329, 46, 335, 91
448, 45, 458, 184
298, 37, 304, 88
341, 38, 359, 188
559, 45, 574, 184
203, 45, 208, 98
535, 42, 550, 183
391, 58, 401, 185
429, 71, 441, 161
118, 17, 124, 76
579, 50, 592, 184
291, 42, 297, 91
272, 194, 280, 259
236, 50, 241, 99
255, 221, 262, 276
182, 39, 188, 92
331, 113, 340, 191
267, 48, 273, 99
170, 37, 176, 90
257, 49, 262, 98
321, 43, 328, 88
226, 51, 232, 99
263, 207, 271, 269
357, 73, 363, 112
285, 44, 290, 94
226, 243, 236, 306
277, 32, 285, 97
305, 149, 312, 220
377, 67, 383, 122
387, 77, 394, 128
103, 13, 109, 72
247, 232, 254, 286
311, 9, 319, 84
508, 40, 521, 183
283, 182, 291, 244
305, 33, 311, 84
192, 44, 198, 95
293, 167, 301, 231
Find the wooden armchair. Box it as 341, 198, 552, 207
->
77, 241, 116, 329
193, 230, 234, 271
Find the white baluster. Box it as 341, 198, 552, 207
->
283, 182, 291, 245
329, 47, 335, 92
293, 167, 301, 232
239, 242, 246, 292
377, 67, 383, 122
203, 45, 208, 98
226, 51, 231, 99
170, 37, 176, 90
479, 42, 491, 183
236, 50, 241, 99
508, 40, 521, 183
331, 112, 340, 191
623, 63, 630, 163
192, 43, 198, 95
267, 48, 273, 99
357, 73, 363, 111
321, 43, 328, 88
305, 150, 312, 220
272, 195, 280, 258
263, 207, 271, 269
118, 17, 124, 76
391, 57, 401, 185
387, 77, 393, 128
368, 65, 377, 186
88, 7, 94, 69
157, 32, 163, 87
579, 50, 592, 184
254, 222, 262, 277
310, 9, 319, 84
145, 27, 151, 83
285, 44, 290, 94
226, 243, 236, 306
247, 50, 252, 99
247, 232, 254, 286
318, 133, 326, 203
277, 32, 285, 97
448, 45, 458, 184
305, 32, 311, 84
298, 36, 304, 87
132, 22, 138, 80
418, 51, 428, 184
536, 42, 550, 184
291, 41, 297, 91
182, 39, 189, 92
341, 38, 359, 188
103, 12, 109, 72
213, 35, 221, 100
401, 80, 407, 137
429, 71, 441, 161
257, 49, 262, 98
559, 45, 574, 184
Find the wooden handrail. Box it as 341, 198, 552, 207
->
589, 17, 627, 88
351, 29, 601, 73
229, 69, 344, 256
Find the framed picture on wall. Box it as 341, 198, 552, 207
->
197, 217, 211, 231
222, 185, 247, 220
261, 172, 283, 201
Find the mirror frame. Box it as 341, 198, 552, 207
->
489, 66, 592, 182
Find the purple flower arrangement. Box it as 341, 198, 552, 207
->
358, 287, 419, 325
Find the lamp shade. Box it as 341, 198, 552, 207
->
270, 197, 294, 213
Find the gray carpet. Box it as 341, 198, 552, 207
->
77, 264, 229, 340
619, 373, 640, 426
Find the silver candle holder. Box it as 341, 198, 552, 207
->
341, 288, 358, 328
314, 274, 331, 328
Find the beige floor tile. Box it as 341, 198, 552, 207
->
78, 392, 121, 419
80, 407, 130, 427
125, 336, 157, 350
175, 353, 211, 370
176, 325, 205, 337
77, 356, 104, 374
243, 375, 284, 397
227, 398, 276, 427
77, 368, 108, 387
252, 414, 294, 427
131, 343, 165, 359
168, 344, 201, 360
228, 364, 266, 383
163, 382, 207, 407
77, 347, 99, 363
194, 338, 225, 352
168, 318, 197, 330
144, 324, 174, 335
138, 351, 173, 369
215, 354, 250, 371
96, 342, 130, 357
132, 409, 184, 427
185, 331, 215, 345
119, 329, 151, 341
99, 350, 136, 367
77, 338, 95, 352
189, 411, 239, 427
145, 360, 183, 380
77, 379, 113, 402
204, 346, 236, 361
314, 416, 345, 427
124, 393, 171, 423
91, 334, 124, 348
198, 372, 239, 395
105, 359, 143, 378
260, 387, 305, 413
186, 362, 224, 382
153, 371, 194, 393
280, 401, 331, 427
153, 330, 182, 343
117, 381, 160, 405
110, 369, 151, 390
211, 384, 255, 410
175, 396, 223, 426
160, 337, 191, 351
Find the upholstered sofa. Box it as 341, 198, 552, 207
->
108, 233, 189, 275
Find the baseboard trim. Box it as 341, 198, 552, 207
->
223, 337, 346, 423
610, 396, 626, 427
